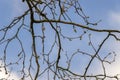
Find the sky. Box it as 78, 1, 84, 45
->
80, 0, 120, 77
0, 0, 120, 80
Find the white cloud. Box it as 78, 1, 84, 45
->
102, 41, 120, 78
107, 11, 120, 76
0, 72, 19, 80
0, 61, 19, 80
108, 11, 120, 27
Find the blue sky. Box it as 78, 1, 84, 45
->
0, 0, 120, 80
80, 0, 120, 29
